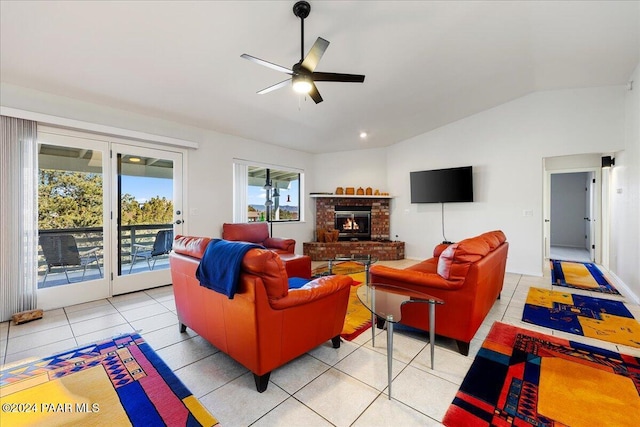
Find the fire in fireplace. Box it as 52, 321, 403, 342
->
335, 206, 371, 241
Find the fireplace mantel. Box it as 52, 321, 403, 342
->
310, 194, 394, 199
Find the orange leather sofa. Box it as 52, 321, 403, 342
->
169, 235, 353, 392
222, 222, 295, 254
369, 230, 508, 355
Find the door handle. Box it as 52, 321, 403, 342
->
584, 217, 590, 221
544, 219, 550, 223
175, 220, 183, 225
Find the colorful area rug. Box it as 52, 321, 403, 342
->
312, 262, 373, 341
443, 321, 640, 427
550, 259, 619, 294
0, 333, 217, 426
340, 268, 373, 341
522, 287, 640, 348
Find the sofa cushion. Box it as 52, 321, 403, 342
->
493, 230, 506, 244
438, 237, 491, 281
173, 235, 211, 259
455, 237, 491, 262
241, 248, 289, 301
479, 232, 500, 250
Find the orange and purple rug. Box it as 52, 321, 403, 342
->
0, 333, 217, 426
443, 322, 640, 427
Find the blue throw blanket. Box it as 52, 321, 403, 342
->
195, 239, 263, 299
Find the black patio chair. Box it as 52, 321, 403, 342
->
39, 234, 102, 285
129, 229, 174, 273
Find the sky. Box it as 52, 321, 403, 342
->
121, 176, 173, 203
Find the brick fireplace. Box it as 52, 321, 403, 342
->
303, 196, 405, 260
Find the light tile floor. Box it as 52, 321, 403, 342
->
549, 245, 591, 263
2, 260, 639, 426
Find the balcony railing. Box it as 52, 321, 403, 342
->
38, 224, 173, 288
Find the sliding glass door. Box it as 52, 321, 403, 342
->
36, 129, 185, 309
37, 131, 110, 309
111, 144, 183, 295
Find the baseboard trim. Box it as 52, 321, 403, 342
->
605, 269, 640, 304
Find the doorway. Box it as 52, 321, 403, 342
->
111, 143, 184, 295
549, 172, 594, 262
36, 128, 185, 310
543, 154, 602, 267
36, 131, 111, 309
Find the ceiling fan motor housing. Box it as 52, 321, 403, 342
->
293, 1, 311, 19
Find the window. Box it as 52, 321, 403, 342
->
233, 161, 302, 223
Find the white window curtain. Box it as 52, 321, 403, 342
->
233, 162, 248, 223
0, 116, 38, 321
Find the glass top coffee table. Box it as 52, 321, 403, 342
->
313, 255, 378, 285
356, 283, 444, 399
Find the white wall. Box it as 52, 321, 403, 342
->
311, 147, 389, 194
381, 87, 627, 276
610, 63, 640, 299
187, 133, 315, 247
0, 83, 316, 253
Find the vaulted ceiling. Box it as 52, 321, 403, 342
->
1, 1, 638, 153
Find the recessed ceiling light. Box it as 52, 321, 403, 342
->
359, 132, 367, 139
129, 157, 141, 163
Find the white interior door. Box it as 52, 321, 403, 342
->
588, 172, 596, 261
111, 144, 184, 295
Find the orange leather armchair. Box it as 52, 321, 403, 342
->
370, 230, 508, 355
222, 222, 295, 254
170, 235, 352, 392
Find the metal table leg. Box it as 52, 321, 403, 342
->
387, 314, 393, 400
371, 285, 376, 347
429, 302, 435, 370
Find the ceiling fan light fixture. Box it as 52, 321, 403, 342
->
241, 0, 364, 104
292, 75, 312, 93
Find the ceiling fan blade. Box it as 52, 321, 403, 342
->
257, 79, 291, 94
308, 82, 323, 104
300, 37, 329, 72
311, 72, 365, 83
241, 54, 294, 75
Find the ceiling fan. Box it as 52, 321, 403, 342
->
240, 0, 365, 104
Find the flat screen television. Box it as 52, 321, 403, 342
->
410, 166, 473, 203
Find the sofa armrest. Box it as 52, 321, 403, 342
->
270, 275, 352, 309
370, 265, 463, 290
264, 237, 296, 253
